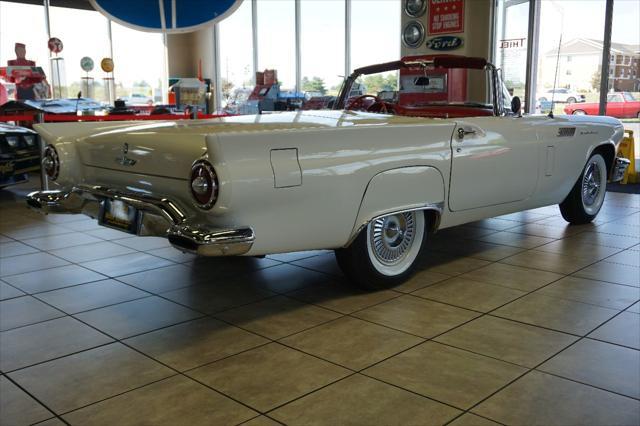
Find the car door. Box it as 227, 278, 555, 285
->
606, 93, 624, 117
448, 116, 539, 211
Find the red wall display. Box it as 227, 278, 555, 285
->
428, 0, 464, 35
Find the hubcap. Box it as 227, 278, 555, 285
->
370, 212, 416, 266
582, 161, 602, 207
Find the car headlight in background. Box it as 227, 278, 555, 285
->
404, 0, 426, 17
23, 135, 37, 147
190, 159, 218, 209
5, 136, 20, 149
402, 20, 425, 49
42, 145, 60, 180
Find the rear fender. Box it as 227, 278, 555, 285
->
346, 166, 445, 246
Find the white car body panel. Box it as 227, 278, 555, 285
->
34, 110, 623, 256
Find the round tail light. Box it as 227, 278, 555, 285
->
42, 145, 60, 180
190, 160, 218, 209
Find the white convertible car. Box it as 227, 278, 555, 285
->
28, 56, 629, 289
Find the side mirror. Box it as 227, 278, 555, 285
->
511, 96, 522, 116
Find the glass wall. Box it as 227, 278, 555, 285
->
257, 0, 296, 89
351, 0, 401, 95
111, 22, 165, 103
301, 0, 345, 95
0, 1, 50, 89
494, 0, 530, 100
219, 0, 254, 103
48, 5, 110, 99
605, 0, 640, 119
0, 1, 167, 105
535, 0, 606, 115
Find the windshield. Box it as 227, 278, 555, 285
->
623, 92, 636, 101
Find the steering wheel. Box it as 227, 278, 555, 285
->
346, 94, 384, 112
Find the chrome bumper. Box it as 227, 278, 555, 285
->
26, 185, 254, 256
611, 157, 631, 183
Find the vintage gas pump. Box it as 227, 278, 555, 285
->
247, 69, 284, 114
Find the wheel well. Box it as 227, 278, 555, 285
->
591, 144, 615, 177
423, 208, 441, 233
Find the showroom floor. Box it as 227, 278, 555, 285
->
1, 178, 639, 426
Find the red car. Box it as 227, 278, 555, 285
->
564, 92, 640, 118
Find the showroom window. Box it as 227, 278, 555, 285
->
256, 0, 296, 89
48, 5, 111, 99
494, 0, 530, 100
535, 0, 605, 115
219, 0, 254, 101
605, 0, 640, 98
0, 2, 49, 76
110, 21, 166, 103
351, 0, 401, 95
300, 0, 345, 95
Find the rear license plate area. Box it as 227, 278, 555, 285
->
99, 199, 139, 234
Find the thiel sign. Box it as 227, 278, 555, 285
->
426, 36, 464, 51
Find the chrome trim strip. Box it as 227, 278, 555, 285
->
344, 202, 444, 247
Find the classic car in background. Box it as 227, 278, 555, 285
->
564, 92, 640, 118
0, 123, 40, 188
27, 56, 629, 289
537, 88, 585, 103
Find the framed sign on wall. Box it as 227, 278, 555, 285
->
428, 0, 464, 35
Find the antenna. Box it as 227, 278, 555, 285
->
548, 34, 563, 118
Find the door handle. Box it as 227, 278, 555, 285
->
457, 128, 476, 140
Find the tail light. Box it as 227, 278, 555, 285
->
190, 159, 218, 209
42, 145, 60, 180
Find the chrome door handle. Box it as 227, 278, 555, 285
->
457, 128, 476, 139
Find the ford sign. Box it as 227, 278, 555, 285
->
426, 36, 464, 51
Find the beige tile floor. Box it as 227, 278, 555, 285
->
0, 178, 639, 426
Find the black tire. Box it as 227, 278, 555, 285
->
567, 97, 577, 103
335, 211, 430, 290
560, 153, 607, 224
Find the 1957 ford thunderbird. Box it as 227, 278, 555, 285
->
27, 56, 629, 289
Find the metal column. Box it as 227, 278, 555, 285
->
295, 0, 301, 94
524, 0, 540, 114
345, 0, 351, 76
213, 23, 222, 112
598, 0, 614, 116
252, 0, 258, 83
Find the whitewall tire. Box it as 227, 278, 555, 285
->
335, 211, 429, 290
560, 153, 607, 224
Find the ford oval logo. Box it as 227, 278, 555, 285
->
426, 36, 464, 51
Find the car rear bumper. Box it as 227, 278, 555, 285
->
26, 185, 255, 256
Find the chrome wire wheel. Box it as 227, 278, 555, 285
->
581, 155, 606, 216
366, 211, 425, 276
